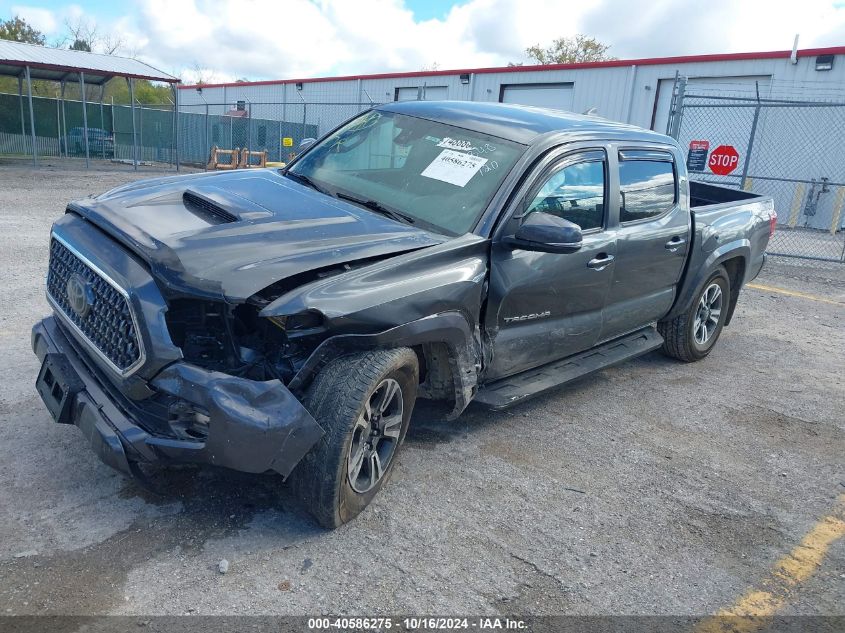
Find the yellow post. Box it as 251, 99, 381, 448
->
830, 187, 845, 235
742, 178, 753, 192
788, 183, 806, 228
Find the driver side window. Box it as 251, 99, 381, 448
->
525, 154, 606, 231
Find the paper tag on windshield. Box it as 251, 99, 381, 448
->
421, 149, 488, 187
437, 137, 476, 152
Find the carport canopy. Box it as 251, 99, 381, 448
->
0, 39, 179, 167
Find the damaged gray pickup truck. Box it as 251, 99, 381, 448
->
33, 101, 776, 527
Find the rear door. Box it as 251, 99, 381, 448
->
599, 147, 690, 342
485, 146, 616, 380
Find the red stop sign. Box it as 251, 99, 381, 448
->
709, 145, 740, 175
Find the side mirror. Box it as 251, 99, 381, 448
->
298, 138, 317, 151
504, 212, 583, 254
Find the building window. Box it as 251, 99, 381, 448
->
815, 55, 834, 71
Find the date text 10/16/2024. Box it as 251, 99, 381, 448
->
307, 617, 528, 630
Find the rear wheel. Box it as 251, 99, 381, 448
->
658, 267, 730, 362
289, 348, 418, 528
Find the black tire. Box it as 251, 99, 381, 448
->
289, 348, 418, 528
658, 266, 731, 362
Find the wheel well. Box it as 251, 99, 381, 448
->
414, 342, 456, 402
720, 256, 746, 326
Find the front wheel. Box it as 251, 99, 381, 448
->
289, 348, 418, 528
658, 267, 730, 362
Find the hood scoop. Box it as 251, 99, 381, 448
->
183, 190, 239, 224
73, 169, 446, 301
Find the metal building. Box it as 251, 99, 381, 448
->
178, 46, 845, 133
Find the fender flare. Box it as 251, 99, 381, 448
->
288, 311, 480, 419
664, 239, 750, 323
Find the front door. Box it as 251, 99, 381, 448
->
485, 148, 616, 381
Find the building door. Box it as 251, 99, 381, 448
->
500, 83, 574, 111
394, 86, 448, 101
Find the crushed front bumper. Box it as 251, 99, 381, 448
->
32, 315, 324, 479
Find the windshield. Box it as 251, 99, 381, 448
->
288, 110, 525, 235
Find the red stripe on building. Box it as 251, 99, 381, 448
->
178, 47, 845, 90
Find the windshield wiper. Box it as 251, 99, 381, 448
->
335, 192, 416, 225
284, 170, 328, 195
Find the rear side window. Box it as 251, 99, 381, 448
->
619, 151, 676, 223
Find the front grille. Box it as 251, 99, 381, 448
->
47, 238, 142, 373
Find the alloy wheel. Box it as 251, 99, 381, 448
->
347, 378, 404, 494
693, 282, 723, 345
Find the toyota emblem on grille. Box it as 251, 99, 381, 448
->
66, 273, 94, 318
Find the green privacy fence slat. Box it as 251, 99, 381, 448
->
1, 92, 318, 165
1, 92, 117, 158
177, 110, 318, 165
112, 102, 174, 162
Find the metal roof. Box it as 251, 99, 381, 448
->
179, 46, 845, 90
0, 40, 179, 85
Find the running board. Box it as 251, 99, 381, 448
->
474, 327, 664, 410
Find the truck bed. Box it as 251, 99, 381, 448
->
690, 180, 764, 209
661, 179, 776, 325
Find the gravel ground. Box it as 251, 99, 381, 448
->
0, 164, 842, 617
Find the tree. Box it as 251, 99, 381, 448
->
69, 39, 92, 52
189, 63, 217, 86
100, 34, 124, 55
108, 78, 173, 105
57, 17, 124, 55
525, 35, 615, 65
63, 17, 98, 52
0, 17, 50, 95
0, 15, 46, 45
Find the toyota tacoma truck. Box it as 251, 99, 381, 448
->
32, 101, 776, 527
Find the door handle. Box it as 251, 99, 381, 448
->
665, 236, 687, 252
587, 253, 614, 270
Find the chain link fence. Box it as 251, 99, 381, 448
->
0, 91, 179, 166
176, 101, 377, 166
669, 81, 845, 263
1, 91, 385, 170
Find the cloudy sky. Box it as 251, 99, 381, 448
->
3, 0, 845, 83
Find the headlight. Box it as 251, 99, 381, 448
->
267, 310, 324, 332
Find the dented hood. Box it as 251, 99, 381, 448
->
68, 169, 445, 301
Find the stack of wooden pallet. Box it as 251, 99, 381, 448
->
208, 146, 268, 170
